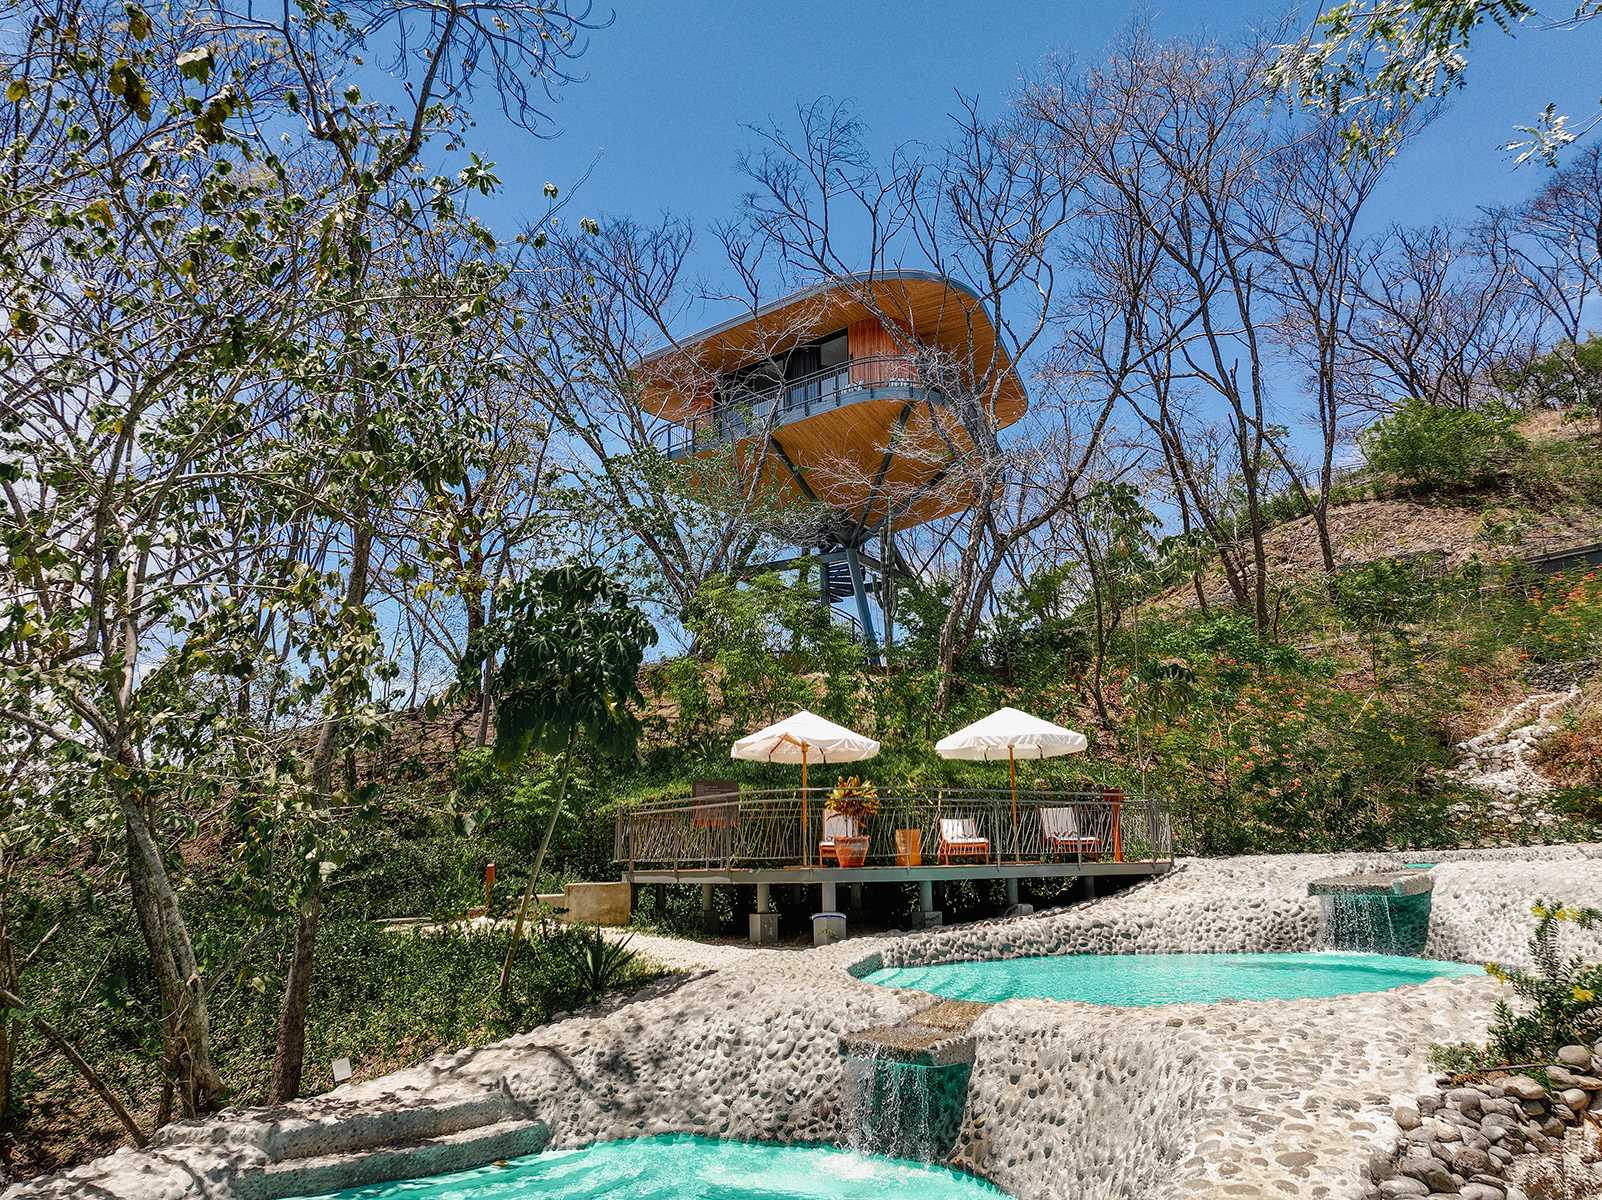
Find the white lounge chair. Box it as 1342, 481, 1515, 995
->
818, 811, 860, 865
937, 817, 990, 863
1040, 806, 1102, 859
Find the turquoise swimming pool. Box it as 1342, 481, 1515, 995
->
863, 951, 1481, 1006
286, 1135, 1007, 1199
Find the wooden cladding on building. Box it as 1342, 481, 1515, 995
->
845, 316, 921, 387
638, 271, 1026, 426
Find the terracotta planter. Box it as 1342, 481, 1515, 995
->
835, 836, 870, 868
894, 828, 922, 867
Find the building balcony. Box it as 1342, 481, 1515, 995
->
654, 353, 933, 461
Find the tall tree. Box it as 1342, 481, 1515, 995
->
1037, 32, 1292, 631
1347, 221, 1540, 409
1, 0, 324, 1113
243, 0, 600, 1103
1253, 113, 1415, 576
461, 562, 655, 999
1500, 144, 1602, 437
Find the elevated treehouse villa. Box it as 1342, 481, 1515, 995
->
626, 272, 1172, 941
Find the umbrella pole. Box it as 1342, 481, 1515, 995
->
801, 746, 809, 867
1009, 746, 1018, 863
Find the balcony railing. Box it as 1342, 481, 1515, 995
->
654, 354, 925, 460
614, 788, 1172, 871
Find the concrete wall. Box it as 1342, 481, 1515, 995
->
562, 881, 630, 927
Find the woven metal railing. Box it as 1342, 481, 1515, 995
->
614, 788, 1172, 870
653, 354, 926, 460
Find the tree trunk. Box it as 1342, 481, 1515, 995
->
498, 734, 576, 1001
120, 785, 224, 1115
932, 493, 992, 714
269, 873, 322, 1103
271, 515, 374, 1103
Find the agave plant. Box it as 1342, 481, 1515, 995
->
558, 924, 640, 1003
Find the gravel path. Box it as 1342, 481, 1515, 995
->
609, 929, 801, 972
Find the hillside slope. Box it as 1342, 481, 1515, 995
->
1158, 411, 1602, 610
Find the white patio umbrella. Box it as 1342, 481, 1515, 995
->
731, 710, 880, 865
935, 707, 1088, 858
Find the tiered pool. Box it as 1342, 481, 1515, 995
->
287, 1136, 1006, 1199
863, 951, 1481, 1006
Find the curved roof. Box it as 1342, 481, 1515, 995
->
639, 270, 1028, 429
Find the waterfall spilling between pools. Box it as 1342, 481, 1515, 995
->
836, 999, 985, 1162
1309, 872, 1434, 956
841, 1050, 972, 1161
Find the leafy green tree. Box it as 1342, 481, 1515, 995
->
1, 0, 602, 1113
257, 0, 598, 1105
1332, 558, 1433, 680
1360, 397, 1526, 492
1506, 336, 1602, 419
662, 572, 862, 744
461, 562, 656, 998
0, 0, 333, 1114
1270, 0, 1600, 165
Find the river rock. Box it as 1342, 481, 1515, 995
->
1379, 1179, 1429, 1198
1557, 1045, 1591, 1068
1399, 1155, 1457, 1192
1445, 1088, 1483, 1116
1502, 1076, 1546, 1101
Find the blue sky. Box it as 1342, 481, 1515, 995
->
469, 1, 1602, 316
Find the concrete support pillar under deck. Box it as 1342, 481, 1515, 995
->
912, 878, 942, 930
820, 880, 838, 913
749, 881, 778, 945
701, 883, 715, 932
1006, 877, 1020, 907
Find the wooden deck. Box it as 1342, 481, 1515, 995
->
617, 789, 1173, 941
623, 860, 1172, 886
615, 788, 1171, 873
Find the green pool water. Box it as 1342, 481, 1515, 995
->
286, 1135, 1007, 1200
864, 951, 1481, 1006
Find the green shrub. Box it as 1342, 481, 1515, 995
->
1430, 899, 1602, 1074
1361, 399, 1526, 493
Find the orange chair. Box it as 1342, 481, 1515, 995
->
937, 817, 990, 863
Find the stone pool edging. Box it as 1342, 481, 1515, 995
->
1363, 1042, 1602, 1199
5, 846, 1600, 1200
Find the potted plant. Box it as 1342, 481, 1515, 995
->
826, 775, 879, 867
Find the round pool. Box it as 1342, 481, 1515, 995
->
863, 951, 1482, 1006
286, 1135, 1006, 1199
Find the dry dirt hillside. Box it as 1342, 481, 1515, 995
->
1158, 412, 1602, 610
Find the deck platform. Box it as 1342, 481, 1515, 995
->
623, 860, 1172, 886
615, 788, 1173, 942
